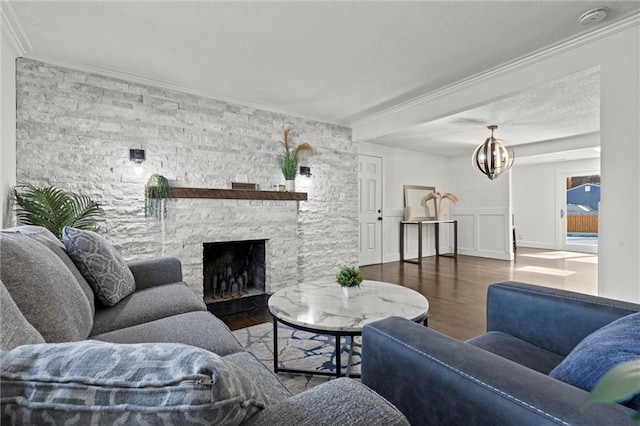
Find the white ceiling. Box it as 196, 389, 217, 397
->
3, 1, 640, 158
367, 67, 602, 157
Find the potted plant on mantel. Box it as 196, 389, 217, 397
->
336, 266, 364, 298
279, 126, 312, 192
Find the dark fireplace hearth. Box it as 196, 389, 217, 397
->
202, 240, 266, 306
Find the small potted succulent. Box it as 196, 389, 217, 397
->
336, 266, 363, 298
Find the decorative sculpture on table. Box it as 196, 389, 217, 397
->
403, 185, 437, 220
422, 191, 458, 221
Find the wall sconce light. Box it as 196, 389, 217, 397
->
130, 149, 146, 175
472, 125, 514, 181
299, 166, 312, 177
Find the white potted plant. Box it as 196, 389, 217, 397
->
336, 266, 363, 298
279, 126, 312, 192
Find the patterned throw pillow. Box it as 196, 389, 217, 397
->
0, 341, 269, 425
62, 227, 135, 306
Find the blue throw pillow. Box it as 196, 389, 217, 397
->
0, 341, 269, 424
550, 312, 640, 410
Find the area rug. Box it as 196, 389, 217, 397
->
232, 322, 361, 395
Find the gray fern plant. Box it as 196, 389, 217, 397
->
11, 183, 102, 239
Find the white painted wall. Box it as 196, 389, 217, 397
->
597, 26, 640, 303
0, 13, 19, 228
513, 157, 600, 250
354, 23, 640, 302
448, 153, 512, 260
358, 141, 451, 263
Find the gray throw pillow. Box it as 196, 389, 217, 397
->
0, 232, 93, 342
0, 279, 45, 350
4, 226, 96, 316
550, 312, 640, 410
62, 227, 135, 306
0, 341, 269, 425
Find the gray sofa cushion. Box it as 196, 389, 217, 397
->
224, 351, 292, 404
128, 257, 183, 290
0, 232, 93, 342
90, 282, 207, 336
92, 311, 244, 356
245, 378, 409, 426
62, 227, 135, 306
0, 279, 45, 350
5, 225, 96, 316
0, 341, 269, 425
467, 331, 565, 374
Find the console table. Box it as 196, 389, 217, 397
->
400, 220, 458, 264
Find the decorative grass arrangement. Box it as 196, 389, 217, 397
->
280, 126, 313, 180
11, 183, 102, 239
145, 174, 169, 219
336, 266, 364, 288
422, 191, 458, 220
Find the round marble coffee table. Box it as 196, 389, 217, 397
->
268, 279, 429, 378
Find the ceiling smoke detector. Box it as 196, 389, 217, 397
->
579, 7, 608, 25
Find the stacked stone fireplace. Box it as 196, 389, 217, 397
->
203, 240, 266, 304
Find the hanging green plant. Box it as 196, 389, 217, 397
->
145, 174, 169, 219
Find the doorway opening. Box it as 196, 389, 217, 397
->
563, 173, 599, 250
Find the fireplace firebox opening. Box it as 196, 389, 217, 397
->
202, 240, 266, 305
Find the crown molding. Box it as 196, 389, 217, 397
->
0, 2, 28, 55
19, 51, 349, 129
351, 12, 640, 130
3, 0, 347, 127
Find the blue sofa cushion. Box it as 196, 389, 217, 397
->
550, 312, 640, 409
0, 341, 269, 425
467, 331, 564, 374
62, 227, 136, 306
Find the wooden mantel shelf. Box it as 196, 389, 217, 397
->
168, 187, 307, 201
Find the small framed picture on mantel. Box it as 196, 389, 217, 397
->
231, 182, 258, 190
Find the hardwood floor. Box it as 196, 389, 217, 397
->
220, 247, 598, 341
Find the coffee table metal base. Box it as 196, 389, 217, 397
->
272, 316, 362, 378
272, 314, 428, 378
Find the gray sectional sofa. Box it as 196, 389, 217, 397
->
0, 226, 408, 425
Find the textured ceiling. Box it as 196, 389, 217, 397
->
3, 1, 639, 159
367, 67, 601, 157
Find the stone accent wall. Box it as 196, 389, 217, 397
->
15, 58, 358, 297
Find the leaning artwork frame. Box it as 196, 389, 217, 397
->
403, 185, 437, 221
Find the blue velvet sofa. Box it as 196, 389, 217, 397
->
362, 281, 640, 425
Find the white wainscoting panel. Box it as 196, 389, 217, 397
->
452, 208, 512, 260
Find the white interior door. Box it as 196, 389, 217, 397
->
358, 155, 383, 266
